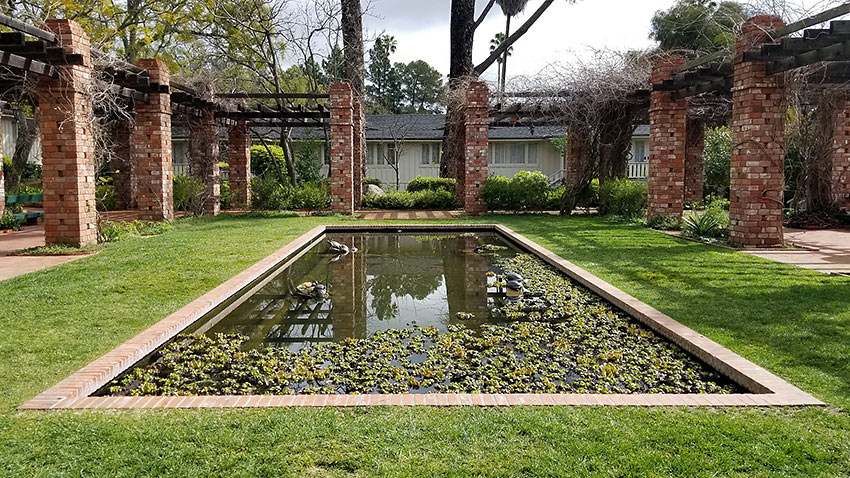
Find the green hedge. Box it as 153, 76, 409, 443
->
363, 190, 459, 210
407, 176, 456, 193
599, 178, 647, 220
251, 176, 330, 211
481, 171, 551, 212
251, 145, 288, 182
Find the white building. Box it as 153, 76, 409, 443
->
173, 114, 650, 190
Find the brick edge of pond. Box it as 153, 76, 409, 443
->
20, 224, 824, 410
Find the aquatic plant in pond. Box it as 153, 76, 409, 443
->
109, 254, 738, 396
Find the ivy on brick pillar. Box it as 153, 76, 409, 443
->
684, 118, 705, 204
730, 15, 787, 247
832, 92, 850, 210
111, 119, 135, 209
228, 120, 251, 209
460, 81, 489, 215
648, 54, 687, 220
352, 98, 364, 207
133, 58, 174, 221
329, 83, 354, 214
189, 107, 220, 216
37, 20, 97, 246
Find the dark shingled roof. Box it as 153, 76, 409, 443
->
173, 114, 649, 140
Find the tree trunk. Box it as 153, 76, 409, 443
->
341, 0, 367, 199
501, 16, 511, 99
441, 0, 477, 179
9, 108, 38, 191
279, 127, 298, 187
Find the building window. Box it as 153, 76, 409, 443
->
386, 143, 397, 165
367, 144, 386, 165
633, 141, 647, 163
421, 143, 440, 165
491, 142, 538, 165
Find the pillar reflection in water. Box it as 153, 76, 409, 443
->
329, 235, 367, 341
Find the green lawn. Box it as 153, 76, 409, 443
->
1, 213, 848, 477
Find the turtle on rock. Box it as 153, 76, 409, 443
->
294, 282, 328, 300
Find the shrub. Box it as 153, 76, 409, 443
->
364, 177, 383, 187
363, 190, 458, 210
683, 208, 729, 239
10, 184, 42, 196
96, 176, 118, 212
250, 176, 330, 211
251, 145, 288, 181
599, 178, 648, 220
173, 175, 205, 214
220, 181, 231, 210
481, 171, 551, 212
577, 179, 600, 209
704, 126, 731, 199
407, 176, 456, 193
646, 215, 683, 231
0, 213, 21, 231
294, 136, 324, 183
706, 195, 730, 211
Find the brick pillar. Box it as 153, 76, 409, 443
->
685, 118, 705, 203
37, 20, 97, 246
352, 98, 365, 207
329, 83, 354, 214
459, 81, 489, 215
648, 54, 687, 220
0, 119, 4, 217
189, 107, 220, 216
111, 119, 134, 209
833, 92, 850, 210
228, 121, 251, 209
729, 16, 787, 247
133, 58, 174, 221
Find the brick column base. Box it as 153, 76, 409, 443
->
228, 121, 251, 209
729, 15, 787, 247
38, 19, 97, 246
833, 93, 850, 210
648, 54, 687, 220
685, 118, 705, 204
190, 108, 220, 216
329, 83, 354, 214
133, 58, 174, 221
460, 81, 489, 215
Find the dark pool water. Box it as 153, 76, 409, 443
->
203, 232, 520, 352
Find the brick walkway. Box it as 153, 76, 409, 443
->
357, 210, 463, 220
0, 225, 89, 281
744, 228, 850, 275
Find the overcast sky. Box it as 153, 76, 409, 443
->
361, 0, 840, 83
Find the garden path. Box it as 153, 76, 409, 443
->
0, 225, 88, 281
744, 228, 850, 275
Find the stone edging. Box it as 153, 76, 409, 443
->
19, 225, 824, 409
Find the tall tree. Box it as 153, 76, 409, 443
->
650, 0, 747, 53
441, 0, 561, 178
366, 34, 403, 112
494, 0, 529, 99
340, 0, 367, 198
489, 32, 513, 96
399, 60, 445, 114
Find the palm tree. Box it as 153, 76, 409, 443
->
489, 33, 513, 96
495, 0, 529, 97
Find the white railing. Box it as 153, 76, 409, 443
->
548, 169, 566, 187
173, 163, 230, 182
628, 162, 648, 180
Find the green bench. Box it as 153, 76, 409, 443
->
4, 194, 44, 224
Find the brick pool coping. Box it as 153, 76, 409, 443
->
20, 225, 823, 410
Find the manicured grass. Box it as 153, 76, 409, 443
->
1, 213, 849, 476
